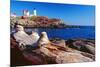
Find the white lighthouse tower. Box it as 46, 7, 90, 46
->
33, 8, 37, 16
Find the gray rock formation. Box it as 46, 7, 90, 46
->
66, 39, 95, 55
13, 25, 39, 48
37, 32, 51, 47
84, 45, 95, 55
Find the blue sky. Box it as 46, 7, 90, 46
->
10, 0, 95, 26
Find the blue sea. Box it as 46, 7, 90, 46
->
21, 26, 95, 40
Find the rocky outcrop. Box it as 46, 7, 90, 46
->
13, 25, 39, 49
50, 38, 66, 48
39, 45, 93, 63
10, 16, 65, 28
37, 32, 94, 63
37, 32, 51, 47
11, 28, 95, 66
66, 39, 95, 55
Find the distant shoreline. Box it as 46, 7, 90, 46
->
10, 16, 95, 28
23, 25, 95, 29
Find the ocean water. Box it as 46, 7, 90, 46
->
23, 26, 95, 40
